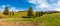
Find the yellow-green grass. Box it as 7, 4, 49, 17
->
7, 12, 36, 18
0, 12, 36, 22
1, 12, 60, 26
38, 13, 60, 26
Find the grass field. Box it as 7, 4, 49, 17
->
0, 12, 60, 26
38, 13, 60, 26
0, 12, 37, 22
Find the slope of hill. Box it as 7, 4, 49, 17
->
38, 13, 60, 26
1, 12, 60, 26
0, 12, 7, 18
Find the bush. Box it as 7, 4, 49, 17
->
23, 16, 31, 18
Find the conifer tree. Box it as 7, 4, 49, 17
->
27, 7, 34, 17
3, 6, 9, 15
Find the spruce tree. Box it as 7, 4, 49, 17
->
3, 6, 9, 15
27, 7, 33, 17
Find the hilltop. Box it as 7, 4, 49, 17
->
37, 13, 60, 26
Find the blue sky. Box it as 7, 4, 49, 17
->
0, 0, 35, 12
0, 0, 60, 12
0, 0, 34, 8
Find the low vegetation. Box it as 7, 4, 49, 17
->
0, 6, 60, 26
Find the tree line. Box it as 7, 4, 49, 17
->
3, 6, 14, 16
3, 6, 58, 18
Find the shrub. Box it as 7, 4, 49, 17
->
23, 16, 31, 18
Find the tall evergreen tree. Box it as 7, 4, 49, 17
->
27, 7, 34, 17
3, 6, 9, 15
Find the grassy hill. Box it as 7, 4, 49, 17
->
5, 13, 60, 26
0, 12, 36, 21
1, 12, 60, 26
37, 13, 60, 26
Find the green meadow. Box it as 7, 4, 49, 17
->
0, 12, 60, 26
0, 6, 60, 26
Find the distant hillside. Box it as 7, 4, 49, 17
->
37, 13, 60, 26
18, 11, 27, 12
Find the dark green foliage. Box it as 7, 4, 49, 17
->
47, 11, 58, 14
23, 16, 31, 18
36, 12, 40, 17
12, 12, 14, 15
27, 7, 34, 17
36, 11, 45, 17
44, 11, 58, 14
40, 11, 44, 16
12, 11, 14, 15
3, 6, 9, 15
35, 11, 58, 17
36, 12, 41, 17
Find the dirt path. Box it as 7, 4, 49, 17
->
0, 19, 40, 26
0, 22, 37, 26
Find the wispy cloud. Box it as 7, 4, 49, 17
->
0, 5, 25, 12
9, 7, 19, 12
28, 0, 60, 11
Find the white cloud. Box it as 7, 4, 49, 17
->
57, 1, 60, 6
9, 7, 16, 12
1, 5, 11, 8
0, 5, 11, 11
28, 0, 49, 11
0, 5, 25, 12
28, 0, 37, 4
9, 7, 21, 12
28, 0, 46, 5
2, 5, 5, 8
0, 9, 4, 12
55, 8, 60, 11
28, 0, 60, 11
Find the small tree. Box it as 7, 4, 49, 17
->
3, 6, 9, 15
12, 10, 14, 15
27, 7, 34, 17
36, 12, 39, 17
40, 11, 43, 16
36, 11, 43, 17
